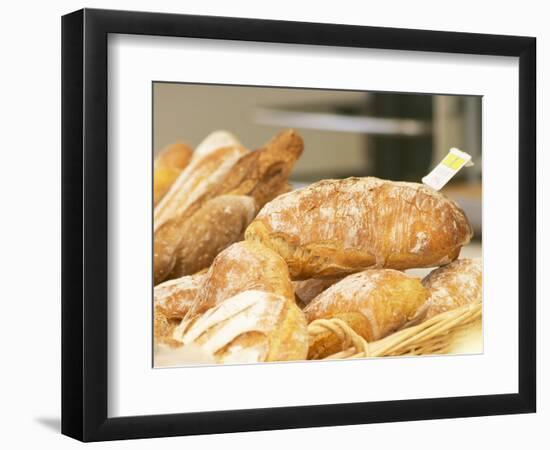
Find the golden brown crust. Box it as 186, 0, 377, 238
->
154, 142, 193, 206
154, 271, 206, 319
154, 144, 249, 232
192, 130, 242, 160
246, 177, 473, 279
304, 269, 427, 359
210, 129, 303, 209
415, 258, 482, 322
166, 195, 258, 279
175, 290, 308, 364
178, 241, 294, 331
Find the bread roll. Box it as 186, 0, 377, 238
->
169, 195, 257, 278
304, 269, 427, 359
153, 142, 193, 206
246, 177, 473, 279
414, 258, 482, 322
193, 130, 242, 160
154, 144, 248, 232
154, 271, 206, 319
175, 290, 308, 364
178, 241, 294, 333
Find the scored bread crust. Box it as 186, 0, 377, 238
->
414, 258, 482, 322
209, 129, 303, 209
154, 271, 206, 319
154, 144, 249, 232
174, 241, 295, 339
304, 269, 427, 359
165, 195, 258, 280
246, 177, 473, 280
192, 130, 242, 160
176, 290, 308, 364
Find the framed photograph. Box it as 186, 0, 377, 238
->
61, 8, 536, 442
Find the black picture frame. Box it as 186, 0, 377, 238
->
62, 8, 536, 442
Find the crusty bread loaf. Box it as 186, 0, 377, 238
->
176, 241, 294, 335
169, 195, 257, 278
155, 195, 257, 282
153, 142, 193, 206
192, 130, 242, 160
413, 258, 482, 322
154, 144, 249, 232
209, 129, 303, 209
154, 271, 206, 319
174, 290, 308, 364
246, 177, 473, 279
304, 269, 427, 359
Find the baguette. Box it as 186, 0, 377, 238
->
304, 269, 427, 359
153, 142, 193, 206
209, 129, 303, 209
175, 290, 308, 364
246, 177, 473, 279
192, 130, 242, 160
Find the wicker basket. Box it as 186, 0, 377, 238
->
307, 302, 482, 360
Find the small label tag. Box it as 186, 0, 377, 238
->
422, 148, 473, 191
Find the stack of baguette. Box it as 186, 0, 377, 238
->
153, 129, 481, 367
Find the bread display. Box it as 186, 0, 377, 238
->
153, 130, 303, 284
151, 128, 482, 366
413, 258, 482, 322
153, 142, 193, 206
245, 177, 473, 279
304, 269, 427, 359
171, 290, 308, 364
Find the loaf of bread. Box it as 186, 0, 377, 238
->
246, 177, 473, 279
304, 269, 427, 359
154, 195, 257, 283
192, 130, 242, 160
174, 290, 308, 364
153, 142, 193, 206
413, 258, 482, 322
209, 129, 303, 209
154, 144, 249, 232
175, 241, 295, 337
168, 195, 257, 279
154, 271, 206, 319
